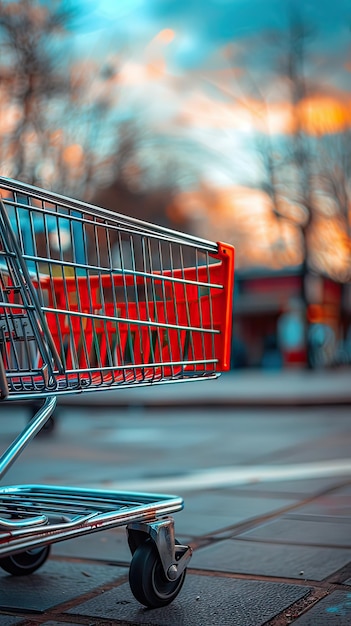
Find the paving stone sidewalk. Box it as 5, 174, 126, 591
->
1, 368, 350, 625
1, 476, 351, 625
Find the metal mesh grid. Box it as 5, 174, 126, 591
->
0, 178, 232, 399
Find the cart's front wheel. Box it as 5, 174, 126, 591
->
0, 545, 50, 576
129, 538, 186, 608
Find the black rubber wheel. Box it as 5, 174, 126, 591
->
129, 538, 186, 608
0, 545, 51, 575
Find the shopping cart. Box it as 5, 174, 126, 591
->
0, 176, 234, 607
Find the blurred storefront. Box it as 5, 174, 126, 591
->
232, 267, 349, 369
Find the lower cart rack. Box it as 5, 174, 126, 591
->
0, 484, 192, 607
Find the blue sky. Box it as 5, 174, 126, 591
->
75, 0, 351, 63
65, 0, 351, 188
70, 3, 351, 114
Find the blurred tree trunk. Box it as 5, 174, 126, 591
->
250, 12, 316, 366
285, 13, 314, 367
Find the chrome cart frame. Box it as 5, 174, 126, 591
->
0, 177, 234, 607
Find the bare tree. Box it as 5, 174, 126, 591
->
241, 13, 327, 365
0, 0, 74, 184
249, 9, 351, 365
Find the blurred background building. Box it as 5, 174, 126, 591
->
0, 0, 350, 370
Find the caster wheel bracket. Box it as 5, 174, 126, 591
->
127, 518, 192, 581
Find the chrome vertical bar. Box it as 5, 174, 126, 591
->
0, 199, 63, 374
0, 395, 57, 481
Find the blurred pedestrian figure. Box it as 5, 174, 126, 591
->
277, 298, 306, 367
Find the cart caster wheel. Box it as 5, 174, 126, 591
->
0, 545, 51, 575
129, 538, 186, 608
